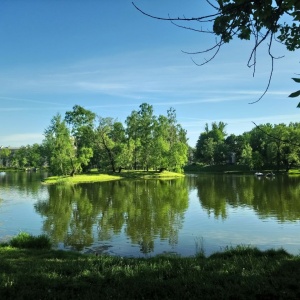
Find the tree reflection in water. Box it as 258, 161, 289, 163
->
34, 178, 189, 253
191, 174, 300, 222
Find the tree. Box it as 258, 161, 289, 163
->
137, 103, 156, 171
43, 114, 75, 176
95, 117, 126, 172
126, 110, 141, 170
13, 146, 29, 169
65, 105, 96, 147
195, 122, 227, 164
240, 143, 253, 170
0, 147, 11, 167
65, 105, 96, 171
43, 113, 92, 176
150, 115, 170, 170
133, 1, 300, 104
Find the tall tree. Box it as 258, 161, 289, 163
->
65, 105, 96, 148
126, 110, 141, 170
65, 105, 96, 171
43, 114, 93, 176
0, 147, 11, 167
138, 103, 156, 171
95, 117, 126, 172
43, 114, 75, 176
195, 122, 227, 164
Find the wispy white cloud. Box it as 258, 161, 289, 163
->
0, 96, 65, 106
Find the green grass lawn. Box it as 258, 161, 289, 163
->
1, 243, 300, 299
43, 173, 122, 185
43, 170, 184, 185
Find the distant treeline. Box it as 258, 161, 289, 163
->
194, 121, 300, 171
1, 109, 299, 173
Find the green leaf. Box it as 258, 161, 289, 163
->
289, 90, 300, 98
291, 78, 300, 83
297, 102, 300, 108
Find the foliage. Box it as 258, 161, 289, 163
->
124, 103, 188, 172
1, 245, 300, 299
95, 117, 126, 172
65, 105, 96, 171
43, 114, 76, 176
212, 1, 300, 50
0, 147, 11, 167
9, 232, 51, 249
43, 113, 93, 176
133, 0, 300, 104
39, 103, 189, 176
289, 77, 300, 108
195, 122, 228, 165
195, 121, 300, 171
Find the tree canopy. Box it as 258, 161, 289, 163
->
194, 121, 300, 171
41, 104, 189, 176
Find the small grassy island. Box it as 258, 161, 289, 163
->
1, 233, 300, 299
42, 170, 185, 185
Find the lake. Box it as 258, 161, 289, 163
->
0, 171, 299, 257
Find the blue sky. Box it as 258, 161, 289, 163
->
1, 0, 299, 148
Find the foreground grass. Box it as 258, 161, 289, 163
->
1, 244, 300, 299
43, 170, 184, 185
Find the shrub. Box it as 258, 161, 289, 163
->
9, 232, 52, 250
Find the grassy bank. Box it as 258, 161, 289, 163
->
43, 173, 122, 185
184, 164, 251, 173
184, 163, 300, 175
43, 170, 184, 185
1, 243, 300, 299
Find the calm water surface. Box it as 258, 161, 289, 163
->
0, 171, 299, 257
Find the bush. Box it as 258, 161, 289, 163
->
9, 232, 52, 250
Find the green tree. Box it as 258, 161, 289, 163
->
247, 122, 300, 170
195, 122, 227, 164
0, 147, 11, 167
137, 103, 156, 171
65, 105, 96, 147
167, 109, 189, 172
43, 113, 92, 176
240, 143, 253, 170
280, 123, 300, 170
65, 105, 96, 171
43, 114, 74, 175
150, 115, 170, 170
126, 110, 141, 170
202, 137, 216, 165
95, 117, 126, 172
12, 146, 29, 169
26, 143, 44, 168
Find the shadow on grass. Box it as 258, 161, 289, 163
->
1, 246, 300, 299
